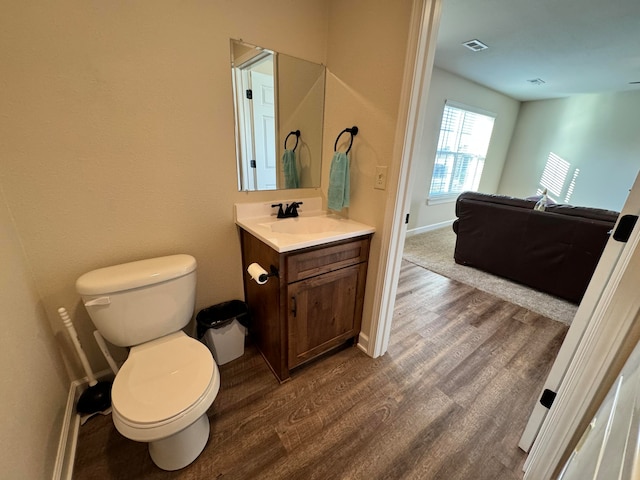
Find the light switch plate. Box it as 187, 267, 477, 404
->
375, 166, 387, 190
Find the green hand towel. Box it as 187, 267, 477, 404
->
328, 151, 350, 210
283, 149, 299, 189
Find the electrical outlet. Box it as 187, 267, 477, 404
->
374, 166, 387, 190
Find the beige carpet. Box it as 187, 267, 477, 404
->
403, 227, 578, 325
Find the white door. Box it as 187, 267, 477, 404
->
523, 173, 640, 478
232, 50, 277, 192
557, 335, 640, 479
250, 71, 277, 190
519, 172, 640, 452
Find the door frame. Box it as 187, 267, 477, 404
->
232, 50, 277, 191
366, 0, 442, 357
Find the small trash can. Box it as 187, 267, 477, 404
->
196, 300, 249, 365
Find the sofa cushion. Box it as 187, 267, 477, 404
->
545, 204, 619, 223
455, 192, 535, 213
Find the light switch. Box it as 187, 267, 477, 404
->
375, 166, 387, 190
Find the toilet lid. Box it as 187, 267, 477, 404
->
112, 332, 214, 425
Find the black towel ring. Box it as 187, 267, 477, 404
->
284, 130, 300, 151
334, 126, 359, 154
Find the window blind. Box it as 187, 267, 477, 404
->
428, 101, 496, 201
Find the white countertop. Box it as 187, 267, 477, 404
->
234, 198, 375, 253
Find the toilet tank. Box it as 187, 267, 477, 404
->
76, 255, 197, 347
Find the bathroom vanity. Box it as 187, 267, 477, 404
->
235, 199, 374, 382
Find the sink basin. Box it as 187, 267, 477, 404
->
260, 216, 343, 235
234, 198, 375, 253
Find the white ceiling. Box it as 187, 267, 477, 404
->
434, 0, 640, 101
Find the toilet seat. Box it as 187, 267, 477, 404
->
111, 331, 220, 442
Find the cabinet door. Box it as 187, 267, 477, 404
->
288, 263, 366, 368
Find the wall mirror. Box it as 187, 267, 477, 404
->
231, 39, 326, 191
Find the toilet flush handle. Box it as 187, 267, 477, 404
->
84, 296, 111, 307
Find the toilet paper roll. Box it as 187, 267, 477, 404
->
247, 262, 269, 284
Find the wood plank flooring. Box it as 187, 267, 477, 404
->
73, 261, 567, 479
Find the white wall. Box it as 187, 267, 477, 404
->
0, 0, 331, 379
324, 0, 413, 335
408, 67, 521, 230
277, 54, 325, 188
0, 188, 69, 478
498, 91, 640, 211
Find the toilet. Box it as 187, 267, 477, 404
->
76, 254, 220, 471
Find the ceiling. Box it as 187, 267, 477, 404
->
434, 0, 640, 101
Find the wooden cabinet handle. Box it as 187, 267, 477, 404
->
291, 296, 297, 317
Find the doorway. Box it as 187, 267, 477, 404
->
232, 52, 277, 191
374, 0, 640, 476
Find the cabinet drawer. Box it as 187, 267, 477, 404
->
286, 236, 370, 283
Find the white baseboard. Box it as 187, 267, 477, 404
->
52, 379, 81, 480
52, 370, 113, 480
357, 331, 370, 355
406, 219, 454, 237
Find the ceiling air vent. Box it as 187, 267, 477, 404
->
462, 39, 488, 52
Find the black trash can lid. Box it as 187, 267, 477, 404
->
196, 300, 249, 336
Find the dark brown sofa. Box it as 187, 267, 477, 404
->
452, 191, 619, 304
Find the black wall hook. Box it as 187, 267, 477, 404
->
284, 130, 300, 151
334, 126, 359, 154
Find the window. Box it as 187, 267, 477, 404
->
428, 101, 496, 202
537, 151, 580, 203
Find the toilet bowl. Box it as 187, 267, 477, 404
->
112, 331, 220, 470
76, 254, 219, 470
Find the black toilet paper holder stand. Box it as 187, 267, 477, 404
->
257, 265, 279, 283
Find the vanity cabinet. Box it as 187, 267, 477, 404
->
239, 229, 371, 382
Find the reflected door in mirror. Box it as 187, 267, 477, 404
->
232, 48, 277, 190
250, 69, 276, 190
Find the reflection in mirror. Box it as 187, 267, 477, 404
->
231, 40, 325, 191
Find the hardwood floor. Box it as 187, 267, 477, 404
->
73, 261, 567, 479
